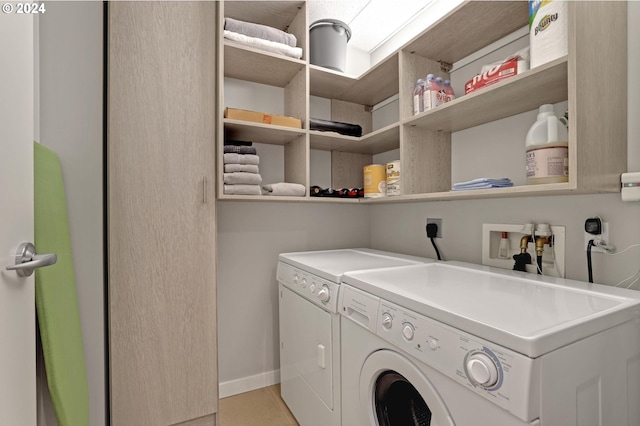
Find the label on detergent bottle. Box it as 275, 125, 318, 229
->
526, 145, 568, 181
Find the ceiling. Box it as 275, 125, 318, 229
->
308, 0, 438, 53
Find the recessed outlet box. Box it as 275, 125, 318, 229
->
584, 222, 609, 253
426, 218, 442, 238
482, 223, 565, 278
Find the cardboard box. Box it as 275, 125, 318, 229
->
224, 107, 302, 129
464, 57, 528, 95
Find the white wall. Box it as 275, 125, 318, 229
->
37, 3, 104, 425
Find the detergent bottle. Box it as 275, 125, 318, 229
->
525, 104, 569, 185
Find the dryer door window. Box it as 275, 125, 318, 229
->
360, 350, 454, 426
375, 371, 432, 425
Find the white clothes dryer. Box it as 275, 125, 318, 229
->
339, 262, 640, 426
277, 249, 434, 426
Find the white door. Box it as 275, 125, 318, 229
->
0, 10, 37, 426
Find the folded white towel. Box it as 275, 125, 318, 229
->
223, 153, 260, 165
261, 182, 306, 197
224, 184, 262, 196
224, 164, 260, 174
224, 30, 303, 60
224, 172, 262, 185
225, 17, 297, 48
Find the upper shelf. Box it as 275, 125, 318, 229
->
403, 1, 528, 65
309, 53, 399, 107
223, 1, 305, 33
404, 57, 568, 132
224, 42, 306, 88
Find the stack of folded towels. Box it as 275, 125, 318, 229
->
223, 141, 263, 195
451, 177, 513, 191
224, 17, 303, 60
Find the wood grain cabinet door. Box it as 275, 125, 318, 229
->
108, 2, 217, 425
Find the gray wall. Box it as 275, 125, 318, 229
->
370, 2, 640, 286
217, 202, 370, 393
37, 3, 104, 425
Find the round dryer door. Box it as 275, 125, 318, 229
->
360, 350, 454, 426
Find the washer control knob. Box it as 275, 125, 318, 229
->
381, 313, 393, 329
301, 278, 307, 288
309, 283, 316, 293
428, 339, 438, 350
317, 286, 330, 303
402, 323, 415, 341
466, 353, 499, 387
293, 274, 299, 284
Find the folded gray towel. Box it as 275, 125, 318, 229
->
224, 145, 257, 154
224, 164, 260, 174
261, 182, 306, 197
223, 172, 263, 185
224, 184, 262, 196
225, 17, 297, 48
223, 153, 260, 165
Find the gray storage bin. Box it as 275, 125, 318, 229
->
309, 19, 351, 72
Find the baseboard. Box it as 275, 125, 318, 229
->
218, 369, 280, 399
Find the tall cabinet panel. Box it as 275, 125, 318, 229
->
108, 2, 217, 425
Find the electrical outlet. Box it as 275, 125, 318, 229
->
426, 218, 442, 238
584, 222, 609, 253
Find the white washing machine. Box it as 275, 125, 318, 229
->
339, 261, 640, 426
277, 249, 434, 426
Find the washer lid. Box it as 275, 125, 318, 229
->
278, 249, 433, 283
342, 262, 640, 358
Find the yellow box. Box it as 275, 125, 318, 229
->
224, 107, 302, 129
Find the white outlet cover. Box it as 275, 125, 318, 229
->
584, 222, 609, 253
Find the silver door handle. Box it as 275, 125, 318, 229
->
5, 242, 57, 277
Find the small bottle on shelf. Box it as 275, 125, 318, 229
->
423, 74, 437, 111
443, 79, 456, 102
412, 78, 425, 115
435, 76, 447, 106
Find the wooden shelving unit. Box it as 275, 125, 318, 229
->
217, 0, 627, 203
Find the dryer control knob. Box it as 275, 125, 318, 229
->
466, 353, 498, 387
317, 286, 330, 303
293, 274, 299, 284
301, 278, 307, 288
402, 323, 415, 340
381, 313, 393, 329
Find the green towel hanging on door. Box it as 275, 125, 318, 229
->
34, 142, 89, 426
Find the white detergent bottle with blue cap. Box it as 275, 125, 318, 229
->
525, 104, 569, 185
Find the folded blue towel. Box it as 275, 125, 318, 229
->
452, 178, 513, 191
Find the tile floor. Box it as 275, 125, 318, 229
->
218, 384, 299, 426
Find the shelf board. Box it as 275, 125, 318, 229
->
224, 119, 306, 145
218, 194, 361, 203
224, 42, 306, 88
223, 1, 305, 33
361, 182, 579, 203
403, 1, 528, 65
309, 123, 400, 155
309, 52, 399, 106
404, 57, 568, 132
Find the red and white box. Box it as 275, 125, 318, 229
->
465, 55, 529, 95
